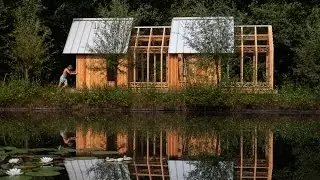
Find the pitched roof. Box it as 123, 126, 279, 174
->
168, 17, 235, 54
63, 18, 134, 54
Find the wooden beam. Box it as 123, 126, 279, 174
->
153, 134, 156, 155
133, 28, 140, 83
160, 131, 165, 180
240, 27, 244, 85
253, 128, 257, 180
154, 54, 156, 82
133, 130, 139, 180
160, 28, 165, 83
267, 129, 273, 180
146, 132, 152, 180
254, 27, 258, 86
268, 26, 274, 89
240, 131, 243, 180
147, 28, 153, 83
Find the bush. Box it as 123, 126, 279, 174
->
1, 80, 320, 111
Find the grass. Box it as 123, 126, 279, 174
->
0, 80, 320, 111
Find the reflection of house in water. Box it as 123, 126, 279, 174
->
75, 128, 273, 180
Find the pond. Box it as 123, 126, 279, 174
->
0, 111, 319, 180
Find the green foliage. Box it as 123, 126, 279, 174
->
11, 0, 52, 80
0, 0, 11, 78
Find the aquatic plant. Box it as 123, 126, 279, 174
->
8, 158, 19, 164
6, 168, 23, 176
40, 157, 53, 164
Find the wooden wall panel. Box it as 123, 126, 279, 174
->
166, 130, 182, 158
117, 134, 128, 154
187, 134, 220, 156
76, 128, 106, 150
76, 55, 86, 89
117, 58, 128, 87
76, 55, 107, 89
167, 54, 180, 88
187, 58, 220, 85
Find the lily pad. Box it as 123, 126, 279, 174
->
0, 175, 32, 180
6, 149, 28, 155
28, 155, 59, 159
0, 147, 17, 151
1, 164, 13, 170
13, 165, 37, 170
0, 169, 6, 176
25, 170, 60, 177
37, 166, 64, 171
28, 148, 56, 153
57, 148, 76, 153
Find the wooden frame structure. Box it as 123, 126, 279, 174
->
75, 127, 273, 179
128, 26, 171, 89
127, 25, 274, 90
68, 21, 274, 90
236, 128, 273, 180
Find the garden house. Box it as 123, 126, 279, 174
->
63, 17, 274, 90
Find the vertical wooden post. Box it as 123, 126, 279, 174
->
266, 54, 269, 87
254, 26, 258, 86
133, 130, 138, 180
147, 28, 153, 83
160, 131, 165, 180
267, 129, 273, 180
240, 131, 243, 180
253, 128, 257, 180
133, 28, 140, 83
160, 28, 165, 83
154, 54, 157, 82
268, 26, 274, 89
146, 132, 151, 180
153, 134, 156, 155
240, 26, 244, 85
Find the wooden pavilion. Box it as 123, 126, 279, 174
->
63, 17, 274, 90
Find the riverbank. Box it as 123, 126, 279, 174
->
1, 80, 320, 112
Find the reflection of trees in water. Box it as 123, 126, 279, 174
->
186, 157, 233, 180
87, 161, 130, 180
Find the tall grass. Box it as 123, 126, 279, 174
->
0, 80, 320, 110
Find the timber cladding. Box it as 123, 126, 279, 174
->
76, 55, 107, 89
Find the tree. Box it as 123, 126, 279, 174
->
11, 0, 52, 80
183, 17, 235, 85
293, 7, 320, 89
90, 0, 139, 85
0, 0, 11, 79
173, 0, 240, 86
247, 2, 310, 87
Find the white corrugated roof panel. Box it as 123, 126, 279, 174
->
64, 158, 131, 180
168, 160, 234, 180
168, 17, 234, 54
63, 18, 134, 54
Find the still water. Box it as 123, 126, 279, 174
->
0, 112, 319, 180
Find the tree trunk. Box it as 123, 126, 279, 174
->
25, 69, 29, 80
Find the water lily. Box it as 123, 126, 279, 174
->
6, 168, 23, 176
40, 157, 53, 163
105, 157, 115, 162
123, 156, 132, 161
8, 158, 19, 164
116, 158, 124, 162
